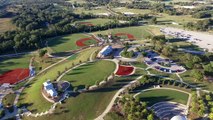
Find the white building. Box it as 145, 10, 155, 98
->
43, 80, 58, 98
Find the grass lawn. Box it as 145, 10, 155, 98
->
158, 14, 200, 27
62, 60, 116, 90
0, 55, 32, 75
132, 62, 147, 69
148, 68, 179, 80
22, 71, 142, 120
74, 7, 109, 14
33, 54, 61, 72
93, 26, 157, 40
18, 47, 99, 113
0, 18, 16, 33
179, 70, 213, 91
112, 7, 151, 15
136, 89, 189, 106
76, 18, 113, 26
2, 93, 16, 107
48, 33, 98, 53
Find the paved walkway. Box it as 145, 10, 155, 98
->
95, 76, 143, 120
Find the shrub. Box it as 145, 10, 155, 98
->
0, 109, 5, 118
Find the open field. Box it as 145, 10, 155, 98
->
62, 60, 115, 90
48, 33, 98, 53
94, 26, 160, 40
74, 7, 110, 15
67, 0, 86, 3
136, 89, 189, 106
76, 18, 112, 26
158, 14, 199, 26
18, 47, 99, 113
112, 7, 151, 15
0, 18, 16, 33
22, 72, 142, 120
0, 55, 31, 75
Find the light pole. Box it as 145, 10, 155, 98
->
45, 41, 48, 48
13, 46, 17, 55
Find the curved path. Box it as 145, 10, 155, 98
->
95, 75, 143, 120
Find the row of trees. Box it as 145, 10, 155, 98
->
184, 19, 213, 31
107, 95, 155, 120
189, 91, 207, 119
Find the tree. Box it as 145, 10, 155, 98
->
204, 63, 213, 73
0, 109, 5, 118
147, 114, 154, 120
149, 17, 157, 24
185, 61, 194, 69
209, 113, 213, 120
38, 49, 47, 57
57, 71, 61, 76
193, 56, 202, 64
162, 47, 170, 56
191, 69, 203, 81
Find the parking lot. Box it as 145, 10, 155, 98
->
161, 27, 213, 52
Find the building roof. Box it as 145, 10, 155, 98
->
43, 80, 58, 97
171, 115, 187, 120
100, 45, 113, 56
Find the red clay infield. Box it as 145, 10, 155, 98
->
78, 22, 94, 26
114, 33, 135, 40
0, 68, 30, 84
76, 36, 99, 47
116, 65, 134, 76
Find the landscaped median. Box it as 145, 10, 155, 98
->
18, 47, 100, 113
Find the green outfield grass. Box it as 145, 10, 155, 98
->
0, 55, 32, 75
18, 47, 99, 113
136, 89, 189, 106
62, 60, 115, 90
48, 33, 98, 53
76, 18, 113, 26
94, 26, 159, 40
